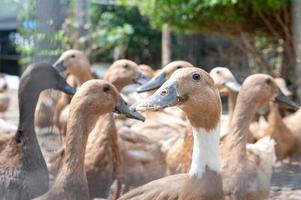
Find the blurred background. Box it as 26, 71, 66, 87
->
1, 0, 300, 90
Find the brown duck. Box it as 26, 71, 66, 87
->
0, 63, 75, 200
119, 68, 224, 200
35, 80, 144, 200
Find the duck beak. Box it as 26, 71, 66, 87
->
57, 78, 76, 95
134, 71, 150, 85
136, 72, 166, 93
115, 96, 145, 122
53, 57, 65, 72
132, 78, 185, 111
224, 80, 241, 92
275, 89, 299, 111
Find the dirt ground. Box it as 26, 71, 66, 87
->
3, 89, 301, 200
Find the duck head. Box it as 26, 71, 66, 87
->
53, 49, 91, 79
74, 80, 145, 121
104, 59, 149, 91
241, 74, 299, 111
138, 64, 155, 79
274, 78, 292, 97
137, 60, 194, 93
20, 63, 76, 95
209, 67, 241, 94
133, 68, 221, 130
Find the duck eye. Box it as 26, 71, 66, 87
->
265, 78, 272, 85
160, 89, 168, 96
103, 85, 110, 92
192, 73, 201, 81
216, 70, 220, 74
176, 66, 182, 69
123, 64, 129, 69
71, 54, 75, 58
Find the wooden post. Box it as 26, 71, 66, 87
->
34, 0, 68, 63
162, 24, 171, 67
76, 0, 90, 50
292, 0, 301, 101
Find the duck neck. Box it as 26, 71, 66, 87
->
15, 87, 40, 143
78, 69, 93, 84
189, 123, 221, 179
103, 74, 128, 92
267, 102, 281, 131
227, 91, 258, 157
89, 113, 116, 147
62, 102, 99, 175
227, 90, 237, 124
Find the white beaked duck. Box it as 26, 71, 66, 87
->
119, 67, 223, 200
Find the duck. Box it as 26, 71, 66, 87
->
136, 60, 194, 93
0, 63, 75, 199
160, 66, 242, 174
84, 60, 149, 198
0, 73, 10, 114
56, 56, 148, 136
209, 67, 240, 129
129, 62, 196, 177
34, 49, 92, 133
220, 74, 298, 199
253, 102, 296, 160
52, 49, 93, 131
138, 64, 155, 78
283, 108, 301, 154
48, 57, 150, 198
119, 67, 224, 200
35, 80, 144, 200
134, 60, 194, 154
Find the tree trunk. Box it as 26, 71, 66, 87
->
34, 0, 68, 63
76, 0, 90, 52
162, 24, 171, 67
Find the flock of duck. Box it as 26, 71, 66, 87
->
0, 49, 300, 200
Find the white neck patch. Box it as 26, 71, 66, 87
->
189, 123, 221, 178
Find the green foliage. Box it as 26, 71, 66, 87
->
90, 4, 161, 64
119, 0, 289, 34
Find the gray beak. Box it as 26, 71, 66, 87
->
275, 89, 299, 111
137, 72, 166, 93
135, 71, 150, 85
115, 96, 145, 122
53, 58, 65, 72
57, 78, 76, 95
132, 78, 186, 111
224, 80, 241, 92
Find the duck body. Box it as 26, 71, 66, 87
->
118, 126, 166, 187
119, 172, 223, 200
284, 108, 301, 153
256, 103, 295, 160
0, 63, 75, 199
0, 131, 48, 200
220, 74, 296, 199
